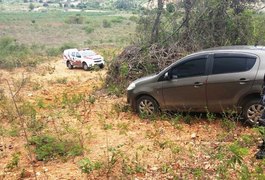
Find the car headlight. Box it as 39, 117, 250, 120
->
127, 82, 135, 91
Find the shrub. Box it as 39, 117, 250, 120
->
83, 27, 94, 34
59, 43, 76, 52
166, 3, 175, 13
46, 47, 60, 56
46, 43, 76, 57
102, 19, 111, 28
129, 16, 138, 22
29, 135, 83, 161
111, 16, 124, 24
79, 158, 102, 174
114, 0, 136, 10
5, 153, 20, 170
0, 36, 35, 69
65, 14, 85, 24
29, 3, 34, 11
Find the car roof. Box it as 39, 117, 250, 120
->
205, 45, 265, 51
202, 45, 265, 53
187, 46, 265, 57
64, 48, 78, 52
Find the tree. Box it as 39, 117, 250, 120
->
151, 0, 164, 43
166, 3, 175, 13
137, 0, 265, 49
114, 0, 136, 10
29, 3, 35, 11
107, 0, 265, 93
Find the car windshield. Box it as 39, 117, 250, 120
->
81, 50, 96, 57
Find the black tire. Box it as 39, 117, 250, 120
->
83, 63, 90, 71
99, 64, 104, 69
136, 96, 159, 117
242, 98, 264, 125
67, 61, 73, 69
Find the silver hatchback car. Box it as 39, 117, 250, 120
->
127, 46, 265, 124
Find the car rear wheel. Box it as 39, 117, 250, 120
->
136, 96, 159, 117
99, 64, 104, 69
83, 63, 90, 71
67, 61, 73, 69
242, 98, 264, 125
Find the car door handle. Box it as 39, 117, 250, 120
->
239, 78, 249, 84
194, 82, 203, 88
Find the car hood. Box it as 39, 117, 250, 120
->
134, 74, 157, 85
84, 55, 102, 59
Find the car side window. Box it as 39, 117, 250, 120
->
71, 52, 75, 57
171, 58, 207, 79
212, 56, 256, 74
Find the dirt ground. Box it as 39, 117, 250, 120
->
0, 59, 264, 179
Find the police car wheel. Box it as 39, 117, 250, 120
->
83, 63, 90, 71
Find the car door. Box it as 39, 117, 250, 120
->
162, 55, 209, 111
73, 52, 82, 67
206, 53, 258, 112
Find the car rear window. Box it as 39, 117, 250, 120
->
212, 56, 256, 74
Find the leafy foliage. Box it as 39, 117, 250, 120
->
0, 37, 34, 68
29, 135, 83, 161
114, 0, 137, 10
79, 158, 102, 174
65, 14, 85, 24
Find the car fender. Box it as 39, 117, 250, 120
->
82, 59, 94, 66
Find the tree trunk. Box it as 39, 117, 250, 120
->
151, 0, 164, 44
183, 0, 192, 28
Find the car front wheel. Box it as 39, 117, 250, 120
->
242, 98, 264, 125
136, 96, 159, 117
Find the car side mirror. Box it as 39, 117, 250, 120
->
164, 72, 172, 80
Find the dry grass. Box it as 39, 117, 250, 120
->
0, 11, 136, 48
0, 58, 264, 179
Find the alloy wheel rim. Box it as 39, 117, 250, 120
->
139, 99, 155, 116
247, 104, 264, 123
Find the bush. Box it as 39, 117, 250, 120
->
46, 47, 60, 56
29, 3, 34, 11
59, 43, 76, 52
65, 14, 85, 24
29, 135, 83, 161
83, 26, 94, 34
79, 158, 102, 174
111, 16, 125, 24
46, 43, 76, 57
114, 0, 136, 10
0, 37, 35, 69
166, 3, 175, 13
102, 19, 111, 28
129, 16, 138, 22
